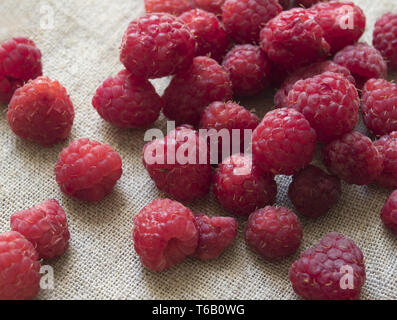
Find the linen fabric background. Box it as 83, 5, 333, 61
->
0, 0, 396, 300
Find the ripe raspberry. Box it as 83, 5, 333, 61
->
120, 13, 196, 79
133, 198, 198, 271
193, 214, 238, 260
289, 232, 366, 300
260, 8, 330, 70
0, 231, 41, 300
296, 0, 327, 7
333, 43, 387, 89
381, 190, 397, 234
179, 9, 229, 62
222, 44, 272, 96
213, 154, 277, 216
374, 132, 397, 189
193, 0, 224, 14
373, 13, 397, 70
288, 165, 341, 218
7, 76, 74, 146
245, 206, 302, 260
10, 199, 69, 260
163, 56, 232, 126
92, 70, 163, 128
322, 131, 383, 186
144, 0, 195, 15
252, 108, 317, 175
275, 61, 355, 109
222, 0, 282, 44
286, 72, 360, 143
55, 138, 123, 202
0, 75, 23, 104
143, 126, 212, 203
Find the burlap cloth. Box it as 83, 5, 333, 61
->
0, 0, 396, 300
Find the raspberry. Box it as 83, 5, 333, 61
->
296, 0, 327, 7
288, 165, 341, 218
143, 126, 212, 203
222, 0, 282, 44
260, 8, 330, 70
374, 132, 397, 189
362, 79, 397, 137
286, 72, 360, 143
333, 43, 387, 89
222, 44, 272, 96
245, 206, 302, 260
92, 70, 163, 128
275, 61, 355, 109
193, 214, 238, 260
120, 13, 196, 79
144, 0, 195, 15
133, 198, 198, 271
322, 131, 383, 186
193, 0, 224, 14
373, 13, 397, 70
55, 138, 123, 202
381, 190, 397, 234
0, 231, 41, 300
10, 199, 70, 260
213, 154, 277, 216
0, 75, 23, 104
7, 76, 74, 146
289, 232, 366, 300
252, 108, 317, 175
180, 9, 229, 62
163, 56, 233, 126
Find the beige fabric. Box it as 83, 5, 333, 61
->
0, 0, 396, 300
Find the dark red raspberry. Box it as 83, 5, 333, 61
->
381, 190, 397, 234
120, 13, 196, 79
163, 56, 233, 126
143, 126, 212, 203
286, 72, 360, 143
222, 44, 272, 96
296, 0, 327, 7
0, 231, 41, 300
133, 198, 198, 271
322, 131, 383, 186
0, 75, 23, 104
374, 132, 397, 189
288, 165, 341, 218
362, 79, 397, 136
222, 0, 282, 44
144, 0, 195, 15
7, 76, 74, 146
289, 232, 366, 300
260, 8, 330, 70
245, 206, 302, 260
193, 0, 224, 14
213, 154, 277, 216
10, 199, 70, 260
55, 138, 123, 202
333, 43, 387, 89
92, 70, 163, 128
275, 61, 355, 109
373, 13, 397, 70
252, 108, 317, 175
193, 214, 238, 260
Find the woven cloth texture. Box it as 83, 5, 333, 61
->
0, 0, 396, 300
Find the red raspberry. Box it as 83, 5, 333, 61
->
374, 132, 397, 189
7, 76, 74, 146
55, 138, 123, 202
222, 44, 272, 96
133, 198, 198, 271
362, 79, 397, 136
0, 231, 41, 300
179, 9, 229, 62
163, 56, 232, 126
289, 232, 366, 300
10, 199, 70, 260
143, 126, 212, 203
322, 131, 383, 186
288, 165, 341, 218
120, 13, 196, 79
92, 70, 163, 128
193, 214, 238, 260
296, 0, 327, 7
222, 0, 282, 44
286, 72, 360, 143
245, 206, 302, 260
144, 0, 195, 15
260, 8, 330, 70
252, 108, 317, 175
213, 154, 277, 216
381, 190, 397, 234
333, 43, 387, 89
373, 13, 397, 70
0, 75, 23, 104
193, 0, 224, 14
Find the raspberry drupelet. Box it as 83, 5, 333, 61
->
374, 132, 397, 189
144, 0, 195, 15
381, 190, 397, 234
373, 12, 397, 70
193, 0, 224, 14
